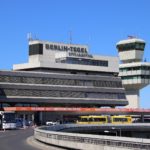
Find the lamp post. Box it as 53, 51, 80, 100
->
112, 127, 121, 137
119, 128, 121, 137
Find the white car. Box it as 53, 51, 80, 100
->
46, 121, 59, 126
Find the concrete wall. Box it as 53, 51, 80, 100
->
119, 50, 143, 62
34, 127, 150, 150
125, 90, 140, 108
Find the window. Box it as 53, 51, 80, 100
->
57, 57, 108, 67
93, 118, 106, 122
80, 118, 88, 122
29, 44, 43, 55
117, 43, 145, 51
113, 118, 128, 122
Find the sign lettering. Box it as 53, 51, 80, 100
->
45, 43, 88, 53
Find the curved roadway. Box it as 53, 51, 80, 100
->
1, 123, 150, 150
0, 128, 38, 150
0, 127, 66, 150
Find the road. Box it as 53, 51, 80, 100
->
0, 127, 40, 150
0, 127, 67, 150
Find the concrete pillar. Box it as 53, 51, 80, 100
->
39, 112, 43, 125
125, 90, 140, 108
60, 114, 64, 124
141, 114, 144, 123
32, 114, 34, 122
23, 114, 26, 128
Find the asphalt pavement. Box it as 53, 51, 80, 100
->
0, 127, 39, 150
0, 127, 67, 150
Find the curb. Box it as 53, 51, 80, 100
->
26, 136, 66, 150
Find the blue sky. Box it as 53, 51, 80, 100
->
0, 0, 150, 108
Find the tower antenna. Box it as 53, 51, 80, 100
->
88, 34, 92, 52
27, 33, 32, 41
69, 31, 72, 44
128, 35, 137, 39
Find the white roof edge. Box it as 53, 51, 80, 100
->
119, 62, 150, 68
116, 38, 145, 45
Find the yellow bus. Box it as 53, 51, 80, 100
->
76, 115, 132, 124
77, 115, 108, 124
111, 116, 132, 124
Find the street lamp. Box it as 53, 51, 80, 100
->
112, 127, 121, 137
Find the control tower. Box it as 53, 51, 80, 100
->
116, 36, 150, 108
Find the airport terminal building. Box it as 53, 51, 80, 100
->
0, 39, 127, 124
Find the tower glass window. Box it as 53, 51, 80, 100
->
29, 44, 43, 55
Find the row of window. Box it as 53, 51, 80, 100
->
122, 75, 150, 80
120, 66, 150, 72
79, 118, 106, 122
1, 103, 42, 107
0, 89, 125, 99
117, 43, 145, 51
93, 81, 122, 87
56, 57, 108, 67
0, 75, 122, 88
113, 118, 128, 122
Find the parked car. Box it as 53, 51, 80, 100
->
46, 121, 60, 126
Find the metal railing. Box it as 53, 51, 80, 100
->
34, 125, 150, 150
